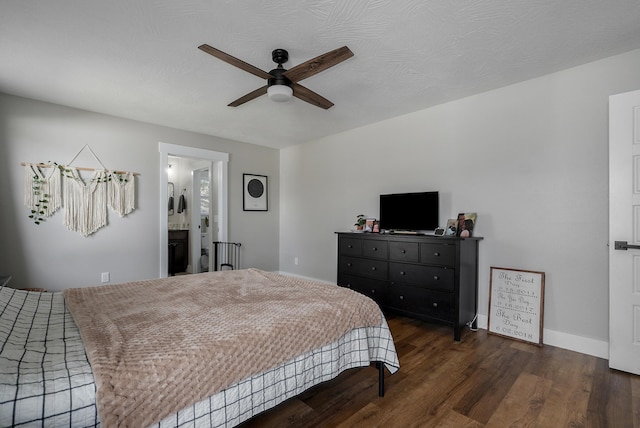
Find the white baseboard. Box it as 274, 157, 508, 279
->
476, 315, 608, 359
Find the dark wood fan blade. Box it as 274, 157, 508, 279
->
198, 44, 272, 80
292, 83, 334, 109
283, 46, 354, 83
228, 86, 268, 107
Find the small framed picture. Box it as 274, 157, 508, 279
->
243, 174, 268, 211
456, 212, 477, 237
445, 219, 458, 236
372, 220, 380, 233
365, 218, 375, 232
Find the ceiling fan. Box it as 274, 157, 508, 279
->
198, 44, 354, 109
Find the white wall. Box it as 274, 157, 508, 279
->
280, 48, 640, 354
0, 94, 280, 290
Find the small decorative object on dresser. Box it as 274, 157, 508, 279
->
445, 219, 458, 236
336, 232, 482, 341
456, 212, 477, 237
365, 218, 375, 232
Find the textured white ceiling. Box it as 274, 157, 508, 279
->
2, 0, 640, 149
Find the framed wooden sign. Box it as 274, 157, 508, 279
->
488, 267, 545, 346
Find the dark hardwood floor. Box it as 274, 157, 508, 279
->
241, 314, 639, 427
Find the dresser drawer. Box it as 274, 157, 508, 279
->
389, 241, 419, 262
338, 274, 388, 305
362, 240, 388, 258
339, 237, 362, 256
420, 243, 456, 266
389, 262, 454, 292
389, 284, 454, 322
339, 256, 388, 279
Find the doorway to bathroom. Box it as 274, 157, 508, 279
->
159, 143, 228, 278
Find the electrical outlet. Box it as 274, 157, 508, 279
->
294, 257, 299, 265
101, 272, 110, 283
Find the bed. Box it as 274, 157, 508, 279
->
0, 268, 399, 427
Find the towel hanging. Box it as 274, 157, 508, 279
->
177, 190, 186, 213
168, 182, 175, 215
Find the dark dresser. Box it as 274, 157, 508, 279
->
336, 232, 482, 340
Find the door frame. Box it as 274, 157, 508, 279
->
159, 142, 229, 278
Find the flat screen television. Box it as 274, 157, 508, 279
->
379, 191, 439, 232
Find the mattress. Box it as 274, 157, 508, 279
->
0, 279, 399, 427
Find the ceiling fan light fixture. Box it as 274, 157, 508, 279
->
199, 44, 353, 109
267, 84, 293, 102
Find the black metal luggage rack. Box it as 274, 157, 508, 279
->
213, 241, 242, 271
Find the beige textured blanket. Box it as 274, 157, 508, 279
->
64, 269, 382, 427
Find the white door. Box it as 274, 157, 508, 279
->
192, 167, 213, 273
609, 89, 640, 375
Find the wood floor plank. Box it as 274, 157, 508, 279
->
518, 344, 596, 426
451, 339, 533, 423
373, 363, 467, 427
239, 398, 315, 428
587, 359, 636, 427
335, 402, 381, 427
485, 372, 553, 427
632, 375, 640, 428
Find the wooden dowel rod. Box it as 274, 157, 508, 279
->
21, 162, 139, 176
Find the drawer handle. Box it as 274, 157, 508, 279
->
347, 245, 353, 248
434, 275, 439, 280
400, 271, 406, 276
433, 302, 438, 308
346, 283, 352, 288
434, 252, 440, 256
372, 247, 378, 251
371, 266, 376, 271
401, 250, 406, 254
347, 263, 352, 267
371, 289, 376, 294
399, 295, 404, 300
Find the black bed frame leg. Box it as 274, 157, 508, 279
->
377, 362, 385, 397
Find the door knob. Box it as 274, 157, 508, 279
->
615, 241, 640, 250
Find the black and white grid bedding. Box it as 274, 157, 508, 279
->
0, 287, 98, 427
0, 286, 399, 428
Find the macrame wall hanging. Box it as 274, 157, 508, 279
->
23, 163, 62, 219
22, 144, 139, 237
